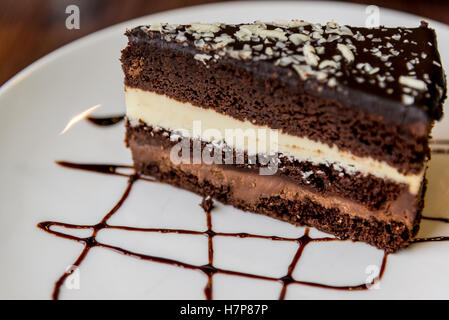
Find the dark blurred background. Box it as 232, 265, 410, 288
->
0, 0, 448, 85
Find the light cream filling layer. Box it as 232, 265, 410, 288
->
125, 87, 424, 194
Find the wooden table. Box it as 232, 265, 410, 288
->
1, 0, 447, 85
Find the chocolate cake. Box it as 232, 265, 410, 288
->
121, 20, 446, 252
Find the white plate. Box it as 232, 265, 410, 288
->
1, 1, 449, 300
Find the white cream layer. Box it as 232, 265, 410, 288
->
125, 87, 424, 194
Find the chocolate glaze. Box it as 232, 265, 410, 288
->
37, 117, 449, 299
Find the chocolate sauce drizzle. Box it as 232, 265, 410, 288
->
430, 139, 449, 154
36, 119, 449, 299
86, 115, 125, 126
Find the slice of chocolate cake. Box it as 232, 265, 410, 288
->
121, 20, 446, 252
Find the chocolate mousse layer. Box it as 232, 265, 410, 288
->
126, 122, 425, 252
